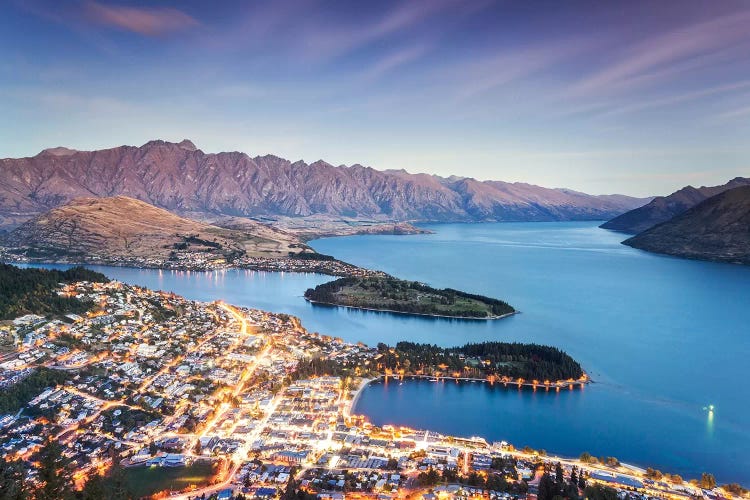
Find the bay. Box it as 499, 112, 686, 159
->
19, 221, 750, 484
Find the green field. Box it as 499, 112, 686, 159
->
305, 276, 515, 319
124, 462, 216, 498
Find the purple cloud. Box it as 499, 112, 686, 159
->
570, 9, 750, 96
85, 1, 198, 36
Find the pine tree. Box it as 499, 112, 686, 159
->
34, 439, 74, 500
0, 459, 29, 500
108, 461, 133, 500
538, 473, 556, 500
81, 474, 107, 500
555, 462, 564, 485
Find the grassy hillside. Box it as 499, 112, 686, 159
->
2, 196, 311, 262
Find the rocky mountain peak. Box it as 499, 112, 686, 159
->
177, 139, 198, 151
38, 146, 78, 157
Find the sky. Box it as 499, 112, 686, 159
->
1, 0, 749, 197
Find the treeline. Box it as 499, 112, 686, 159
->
0, 263, 108, 320
537, 463, 588, 500
292, 252, 336, 261
0, 367, 70, 413
416, 462, 527, 494
304, 277, 357, 303
292, 357, 367, 380
305, 276, 514, 318
376, 341, 584, 381
453, 342, 584, 380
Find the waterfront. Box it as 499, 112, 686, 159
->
20, 221, 750, 484
315, 221, 750, 485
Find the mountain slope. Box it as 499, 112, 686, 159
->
623, 186, 750, 264
0, 196, 309, 262
0, 139, 650, 229
601, 177, 750, 233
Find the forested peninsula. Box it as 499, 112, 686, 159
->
293, 341, 586, 384
378, 341, 586, 382
304, 276, 515, 319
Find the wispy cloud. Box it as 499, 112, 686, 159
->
359, 44, 431, 82
209, 84, 268, 100
4, 86, 138, 116
300, 0, 480, 62
570, 9, 750, 96
713, 103, 750, 121
451, 38, 593, 100
85, 1, 198, 36
596, 79, 750, 118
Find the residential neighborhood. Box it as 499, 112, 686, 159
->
0, 280, 741, 500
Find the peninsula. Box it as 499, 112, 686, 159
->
304, 276, 515, 319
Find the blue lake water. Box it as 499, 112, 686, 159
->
20, 222, 750, 484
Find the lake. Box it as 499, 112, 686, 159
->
20, 222, 750, 484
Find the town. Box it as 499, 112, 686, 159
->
0, 245, 387, 278
0, 279, 743, 500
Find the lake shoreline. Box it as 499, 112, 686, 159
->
305, 297, 518, 321
358, 373, 590, 396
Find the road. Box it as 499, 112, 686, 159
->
170, 304, 278, 500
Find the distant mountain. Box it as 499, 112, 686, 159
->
1, 196, 310, 262
0, 139, 650, 230
601, 177, 750, 233
624, 186, 750, 265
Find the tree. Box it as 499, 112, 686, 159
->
34, 439, 74, 500
0, 459, 29, 500
538, 473, 556, 500
700, 473, 716, 490
80, 474, 107, 500
564, 481, 580, 499
721, 483, 749, 497
645, 468, 663, 480
106, 462, 133, 500
555, 462, 564, 485
149, 440, 158, 456
417, 467, 441, 487
441, 468, 458, 483
282, 476, 298, 500
583, 485, 618, 500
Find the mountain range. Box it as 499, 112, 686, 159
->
600, 177, 750, 233
0, 139, 651, 230
623, 185, 750, 265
